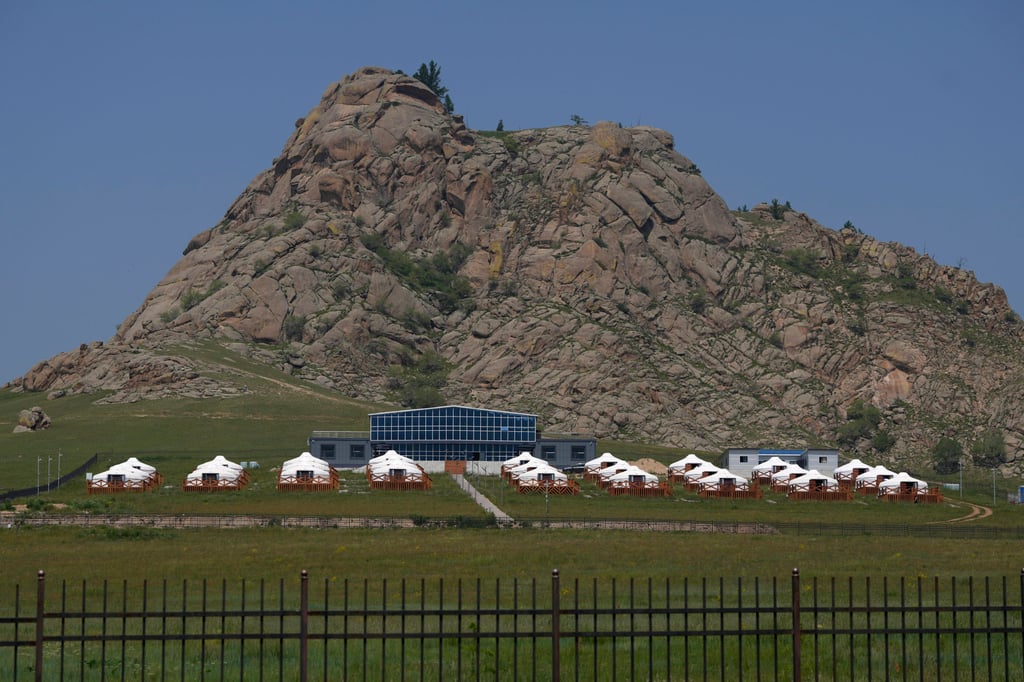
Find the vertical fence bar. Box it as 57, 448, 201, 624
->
551, 569, 560, 682
59, 579, 67, 681
239, 579, 246, 682
865, 576, 872, 682
456, 579, 462, 680
883, 576, 890, 678
34, 571, 44, 682
951, 576, 958, 677
101, 580, 109, 682
381, 578, 388, 682
201, 579, 208, 682
300, 570, 308, 682
791, 568, 800, 682
220, 578, 226, 682
121, 579, 128, 682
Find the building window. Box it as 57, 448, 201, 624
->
351, 445, 365, 459
739, 455, 749, 463
571, 446, 586, 461
542, 445, 556, 461
321, 444, 336, 461
818, 456, 828, 464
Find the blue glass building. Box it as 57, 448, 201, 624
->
309, 405, 595, 469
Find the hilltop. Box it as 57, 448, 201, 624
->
11, 66, 1024, 473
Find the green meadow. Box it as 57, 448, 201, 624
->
2, 339, 1023, 590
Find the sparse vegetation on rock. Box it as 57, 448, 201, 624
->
10, 66, 1024, 473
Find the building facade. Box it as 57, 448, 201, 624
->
722, 448, 839, 479
308, 405, 596, 470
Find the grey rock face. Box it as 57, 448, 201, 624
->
13, 67, 1024, 470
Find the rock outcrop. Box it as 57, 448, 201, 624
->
12, 67, 1024, 471
15, 406, 51, 433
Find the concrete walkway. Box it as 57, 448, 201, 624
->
450, 474, 513, 525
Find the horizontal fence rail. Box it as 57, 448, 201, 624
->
8, 513, 1024, 540
3, 569, 1022, 681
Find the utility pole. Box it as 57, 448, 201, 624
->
36, 457, 41, 495
545, 483, 550, 528
47, 457, 52, 492
958, 458, 963, 498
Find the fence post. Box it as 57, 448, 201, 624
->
791, 568, 801, 682
300, 570, 309, 682
551, 569, 560, 682
35, 570, 45, 682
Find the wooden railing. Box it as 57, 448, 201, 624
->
515, 479, 580, 495
698, 483, 763, 499
276, 472, 339, 492
181, 473, 249, 492
86, 473, 163, 494
606, 481, 673, 497
786, 484, 853, 501
366, 471, 432, 491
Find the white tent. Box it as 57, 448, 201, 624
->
584, 452, 626, 474
834, 458, 870, 477
508, 458, 544, 474
606, 466, 659, 485
502, 451, 536, 468
786, 469, 839, 492
368, 458, 427, 481
517, 464, 568, 483
697, 469, 748, 490
855, 465, 896, 487
878, 472, 928, 494
94, 461, 152, 484
770, 464, 808, 486
751, 456, 791, 475
682, 462, 720, 481
597, 461, 632, 483
123, 456, 157, 474
667, 454, 708, 474
185, 456, 245, 483
281, 451, 333, 478
368, 449, 416, 467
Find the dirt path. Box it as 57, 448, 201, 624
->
934, 501, 994, 524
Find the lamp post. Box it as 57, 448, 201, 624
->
57, 451, 63, 489
47, 457, 52, 492
958, 458, 963, 498
544, 482, 550, 529
36, 457, 41, 496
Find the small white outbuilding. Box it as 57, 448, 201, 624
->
183, 455, 249, 492
87, 457, 163, 494
277, 452, 339, 492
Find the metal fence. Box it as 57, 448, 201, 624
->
0, 454, 98, 502
3, 568, 1022, 681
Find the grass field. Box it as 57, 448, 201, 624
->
2, 338, 1023, 591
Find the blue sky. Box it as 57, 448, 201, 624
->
1, 1, 1021, 384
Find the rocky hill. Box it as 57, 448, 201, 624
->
15, 66, 1024, 472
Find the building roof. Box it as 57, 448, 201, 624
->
369, 404, 537, 419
